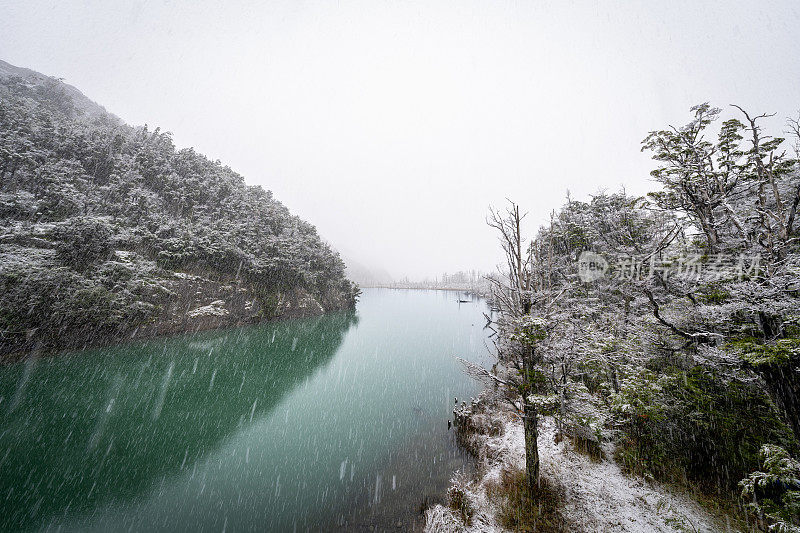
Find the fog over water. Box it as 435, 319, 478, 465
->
1, 0, 799, 278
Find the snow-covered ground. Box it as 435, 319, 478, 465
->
426, 412, 731, 532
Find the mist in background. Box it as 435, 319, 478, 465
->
1, 0, 799, 279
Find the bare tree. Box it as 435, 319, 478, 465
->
485, 201, 542, 495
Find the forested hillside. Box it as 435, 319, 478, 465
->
0, 63, 358, 358
435, 104, 800, 532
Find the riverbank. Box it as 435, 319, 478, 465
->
0, 267, 356, 362
426, 394, 735, 532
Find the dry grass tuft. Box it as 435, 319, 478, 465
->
485, 466, 571, 532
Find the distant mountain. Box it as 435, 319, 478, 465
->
0, 59, 358, 358
342, 256, 394, 287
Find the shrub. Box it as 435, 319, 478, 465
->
612, 367, 796, 491
52, 216, 114, 269
740, 445, 800, 532
446, 472, 474, 526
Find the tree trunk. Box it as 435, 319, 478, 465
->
523, 399, 540, 493
697, 206, 720, 253
787, 184, 800, 237
522, 347, 539, 495
609, 364, 620, 394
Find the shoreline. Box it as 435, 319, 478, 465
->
0, 308, 355, 364
426, 391, 737, 532
0, 280, 357, 363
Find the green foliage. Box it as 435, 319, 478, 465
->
612, 368, 796, 491
730, 339, 800, 368
509, 315, 549, 347
698, 282, 731, 304
489, 100, 800, 527
740, 445, 800, 532
530, 394, 560, 416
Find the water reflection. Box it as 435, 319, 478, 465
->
0, 311, 358, 531
0, 289, 491, 532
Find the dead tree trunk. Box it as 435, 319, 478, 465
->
522, 347, 540, 490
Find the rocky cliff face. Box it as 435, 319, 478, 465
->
142, 271, 344, 334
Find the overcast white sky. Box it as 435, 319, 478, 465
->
1, 0, 799, 278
